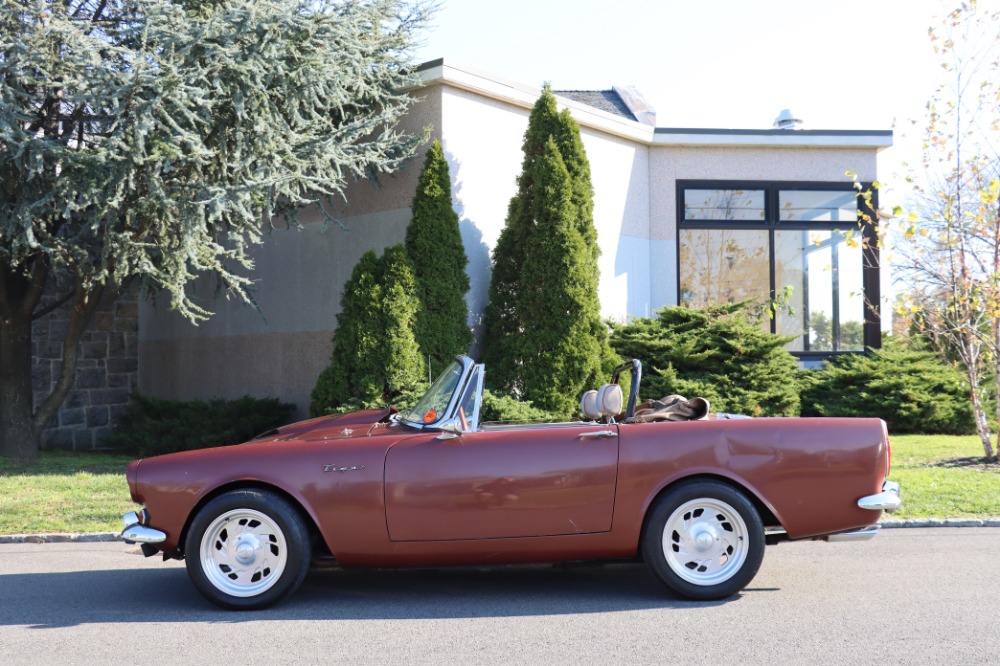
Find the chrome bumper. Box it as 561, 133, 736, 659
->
824, 525, 881, 542
121, 511, 167, 544
858, 480, 901, 513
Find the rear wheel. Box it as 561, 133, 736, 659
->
642, 480, 764, 600
185, 489, 311, 610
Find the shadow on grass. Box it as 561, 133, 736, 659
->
931, 457, 1000, 471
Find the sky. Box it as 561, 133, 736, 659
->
410, 0, 982, 205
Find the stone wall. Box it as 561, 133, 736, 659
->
32, 286, 139, 451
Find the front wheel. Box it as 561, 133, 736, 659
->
185, 489, 311, 610
642, 480, 765, 600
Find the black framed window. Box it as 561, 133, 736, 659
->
677, 181, 880, 357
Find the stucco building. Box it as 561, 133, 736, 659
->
137, 59, 892, 420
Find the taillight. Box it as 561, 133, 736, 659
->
881, 419, 892, 477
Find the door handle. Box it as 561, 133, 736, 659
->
578, 429, 616, 439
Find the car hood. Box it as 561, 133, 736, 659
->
253, 407, 400, 442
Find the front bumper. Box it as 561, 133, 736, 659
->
858, 480, 902, 513
121, 511, 167, 544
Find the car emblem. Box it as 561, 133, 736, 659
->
341, 428, 353, 436
323, 464, 366, 473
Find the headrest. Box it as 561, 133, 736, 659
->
580, 390, 601, 420
597, 384, 623, 418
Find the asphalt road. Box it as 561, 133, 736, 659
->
1, 528, 998, 665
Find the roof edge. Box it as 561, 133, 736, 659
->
411, 59, 893, 150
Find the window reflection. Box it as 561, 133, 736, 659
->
779, 190, 858, 222
684, 189, 765, 221
680, 229, 770, 308
774, 230, 864, 351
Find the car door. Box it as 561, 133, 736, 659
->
384, 424, 619, 541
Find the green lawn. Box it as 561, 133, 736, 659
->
0, 452, 136, 534
0, 436, 997, 535
887, 434, 1000, 520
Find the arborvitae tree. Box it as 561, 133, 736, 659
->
482, 86, 614, 403
310, 251, 382, 414
518, 139, 607, 415
610, 302, 800, 417
0, 0, 430, 457
482, 89, 563, 393
310, 245, 424, 415
405, 141, 471, 373
800, 336, 976, 434
378, 245, 426, 398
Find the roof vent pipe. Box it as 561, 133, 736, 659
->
773, 108, 803, 130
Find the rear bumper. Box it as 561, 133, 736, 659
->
820, 481, 902, 543
824, 525, 882, 542
858, 480, 901, 513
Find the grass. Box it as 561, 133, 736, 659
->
887, 434, 1000, 520
0, 452, 136, 534
0, 436, 997, 534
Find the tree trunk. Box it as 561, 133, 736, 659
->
967, 365, 994, 461
0, 308, 38, 458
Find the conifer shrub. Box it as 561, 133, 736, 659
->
405, 141, 472, 369
480, 390, 560, 424
609, 302, 800, 416
106, 394, 295, 457
310, 245, 425, 416
799, 336, 976, 434
482, 86, 617, 413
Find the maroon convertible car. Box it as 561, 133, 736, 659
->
121, 356, 901, 609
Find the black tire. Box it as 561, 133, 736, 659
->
184, 489, 311, 610
642, 480, 765, 600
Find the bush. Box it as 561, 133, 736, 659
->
799, 336, 976, 434
480, 390, 561, 424
106, 394, 295, 457
609, 302, 800, 416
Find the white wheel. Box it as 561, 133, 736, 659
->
185, 489, 310, 610
642, 481, 765, 600
198, 508, 289, 598
661, 497, 749, 586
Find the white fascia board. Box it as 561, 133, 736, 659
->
652, 130, 893, 150
415, 60, 655, 142
413, 59, 893, 151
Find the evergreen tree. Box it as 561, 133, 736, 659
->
405, 141, 472, 373
518, 139, 605, 415
610, 302, 801, 417
0, 0, 430, 457
310, 246, 425, 415
482, 86, 614, 403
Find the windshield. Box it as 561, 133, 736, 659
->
400, 360, 465, 427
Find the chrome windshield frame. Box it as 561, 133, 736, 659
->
398, 355, 477, 431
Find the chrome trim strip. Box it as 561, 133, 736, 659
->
825, 525, 881, 542
121, 524, 167, 544
858, 480, 901, 513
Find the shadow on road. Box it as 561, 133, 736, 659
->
0, 561, 743, 628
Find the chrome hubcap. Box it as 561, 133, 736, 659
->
662, 497, 749, 586
199, 508, 288, 598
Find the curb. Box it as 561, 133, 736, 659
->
3, 519, 1000, 544
879, 518, 1000, 528
0, 532, 120, 544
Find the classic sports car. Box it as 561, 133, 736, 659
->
121, 356, 900, 610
